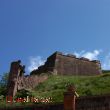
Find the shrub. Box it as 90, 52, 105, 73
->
15, 89, 33, 99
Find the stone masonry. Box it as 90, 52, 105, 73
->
7, 51, 102, 97
31, 51, 102, 75
7, 60, 48, 97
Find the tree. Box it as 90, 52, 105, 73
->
0, 73, 9, 96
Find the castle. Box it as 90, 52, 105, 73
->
7, 51, 102, 97
7, 60, 48, 97
31, 51, 102, 75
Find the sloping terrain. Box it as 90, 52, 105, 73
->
32, 73, 110, 102
0, 73, 110, 108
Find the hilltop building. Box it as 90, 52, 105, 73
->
31, 51, 102, 75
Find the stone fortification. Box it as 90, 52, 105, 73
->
31, 51, 102, 75
7, 60, 48, 97
7, 51, 102, 97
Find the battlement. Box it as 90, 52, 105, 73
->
48, 51, 100, 64
31, 51, 102, 75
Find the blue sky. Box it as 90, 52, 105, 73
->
0, 0, 110, 75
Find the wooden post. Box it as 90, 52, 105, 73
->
64, 85, 76, 110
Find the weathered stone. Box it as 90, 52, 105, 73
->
7, 60, 24, 97
7, 51, 102, 97
31, 51, 102, 76
67, 54, 76, 58
7, 61, 48, 97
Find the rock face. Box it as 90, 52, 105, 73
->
31, 51, 102, 76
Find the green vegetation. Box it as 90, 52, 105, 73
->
0, 72, 110, 107
0, 73, 8, 97
32, 73, 110, 102
15, 89, 33, 99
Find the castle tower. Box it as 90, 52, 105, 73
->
7, 60, 25, 97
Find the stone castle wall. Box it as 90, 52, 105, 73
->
31, 51, 102, 75
7, 60, 48, 97
17, 75, 48, 90
7, 51, 102, 97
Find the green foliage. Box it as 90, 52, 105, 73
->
0, 73, 9, 86
101, 73, 110, 77
33, 73, 110, 102
102, 70, 110, 73
83, 89, 93, 96
0, 73, 9, 96
15, 89, 33, 99
1, 72, 110, 107
0, 86, 7, 96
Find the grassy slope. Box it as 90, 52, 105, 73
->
32, 73, 110, 102
0, 73, 110, 108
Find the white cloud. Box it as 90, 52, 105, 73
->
102, 53, 110, 70
27, 56, 45, 72
26, 50, 110, 73
73, 49, 110, 70
74, 50, 101, 60
74, 50, 85, 57
82, 50, 100, 60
